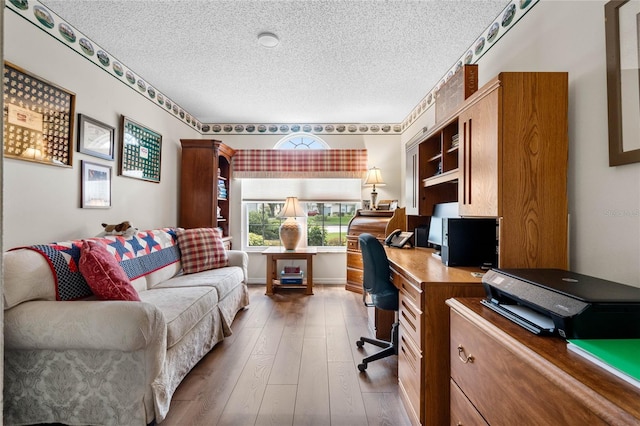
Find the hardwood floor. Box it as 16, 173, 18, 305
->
162, 285, 411, 426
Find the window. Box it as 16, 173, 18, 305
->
246, 201, 358, 248
274, 133, 330, 150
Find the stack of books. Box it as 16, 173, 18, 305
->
218, 178, 227, 199
280, 266, 303, 284
451, 133, 459, 148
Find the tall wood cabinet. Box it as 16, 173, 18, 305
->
179, 139, 234, 248
346, 208, 406, 339
407, 72, 569, 269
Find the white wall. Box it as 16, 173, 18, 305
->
220, 132, 402, 283
5, 1, 639, 288
401, 1, 640, 287
3, 12, 200, 248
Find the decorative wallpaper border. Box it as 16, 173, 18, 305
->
6, 0, 202, 131
6, 0, 538, 136
400, 0, 540, 132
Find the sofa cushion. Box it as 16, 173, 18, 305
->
3, 249, 57, 309
79, 240, 141, 301
153, 266, 245, 300
176, 228, 228, 274
139, 286, 218, 348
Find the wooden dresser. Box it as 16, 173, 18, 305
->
385, 248, 485, 426
346, 208, 405, 339
447, 298, 640, 425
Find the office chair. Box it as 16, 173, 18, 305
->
355, 233, 399, 372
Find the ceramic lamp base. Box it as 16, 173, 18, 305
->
280, 218, 302, 250
370, 190, 378, 210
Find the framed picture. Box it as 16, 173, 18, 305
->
3, 61, 75, 167
605, 0, 640, 166
362, 200, 371, 210
119, 116, 162, 182
81, 160, 111, 208
77, 114, 115, 160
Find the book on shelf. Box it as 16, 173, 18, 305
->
283, 266, 300, 274
567, 339, 640, 389
280, 270, 304, 284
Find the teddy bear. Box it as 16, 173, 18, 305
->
98, 221, 137, 237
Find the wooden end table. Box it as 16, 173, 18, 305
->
262, 247, 317, 295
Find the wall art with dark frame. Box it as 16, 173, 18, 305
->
605, 0, 640, 166
119, 115, 162, 182
77, 114, 115, 160
3, 61, 75, 167
81, 160, 111, 208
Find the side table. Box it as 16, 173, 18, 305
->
262, 247, 317, 295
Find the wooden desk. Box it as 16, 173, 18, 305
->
262, 247, 317, 295
383, 247, 485, 426
447, 298, 640, 425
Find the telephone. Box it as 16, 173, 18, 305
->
384, 229, 414, 248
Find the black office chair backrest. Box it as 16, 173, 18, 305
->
359, 233, 399, 311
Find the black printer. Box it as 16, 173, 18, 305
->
482, 268, 640, 339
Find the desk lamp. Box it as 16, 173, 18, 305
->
364, 167, 386, 210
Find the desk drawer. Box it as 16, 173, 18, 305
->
398, 327, 422, 421
450, 379, 488, 426
347, 252, 363, 269
347, 267, 363, 287
399, 293, 422, 348
450, 310, 608, 425
393, 271, 422, 309
346, 237, 359, 252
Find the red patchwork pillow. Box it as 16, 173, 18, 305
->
177, 228, 228, 274
79, 240, 141, 301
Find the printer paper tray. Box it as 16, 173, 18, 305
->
481, 299, 555, 335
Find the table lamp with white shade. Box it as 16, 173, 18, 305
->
279, 196, 304, 250
363, 167, 386, 210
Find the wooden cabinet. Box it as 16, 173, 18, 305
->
405, 142, 420, 216
346, 208, 405, 340
410, 72, 569, 269
385, 248, 485, 426
447, 298, 640, 425
179, 139, 234, 248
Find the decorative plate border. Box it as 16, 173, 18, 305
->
7, 0, 202, 131
200, 123, 403, 135
7, 0, 539, 136
400, 0, 540, 132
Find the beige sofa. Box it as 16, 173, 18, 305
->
3, 228, 249, 425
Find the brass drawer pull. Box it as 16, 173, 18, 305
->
457, 344, 474, 364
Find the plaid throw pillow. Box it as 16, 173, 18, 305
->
177, 228, 228, 274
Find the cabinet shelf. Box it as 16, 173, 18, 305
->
428, 153, 442, 162
423, 169, 459, 187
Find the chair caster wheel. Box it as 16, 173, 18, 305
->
358, 363, 367, 372
356, 340, 364, 348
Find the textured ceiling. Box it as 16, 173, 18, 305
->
40, 0, 510, 124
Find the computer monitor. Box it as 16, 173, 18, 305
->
427, 202, 459, 252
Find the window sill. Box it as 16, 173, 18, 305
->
243, 246, 346, 254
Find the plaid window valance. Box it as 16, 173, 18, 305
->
233, 149, 368, 178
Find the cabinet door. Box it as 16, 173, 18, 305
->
458, 88, 499, 217
405, 143, 419, 216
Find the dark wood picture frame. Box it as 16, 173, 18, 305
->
77, 114, 115, 160
81, 160, 112, 208
605, 0, 640, 166
119, 115, 162, 182
3, 61, 75, 167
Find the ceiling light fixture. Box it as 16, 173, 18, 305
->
258, 32, 280, 48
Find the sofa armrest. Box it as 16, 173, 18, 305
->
227, 250, 249, 283
4, 300, 167, 352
